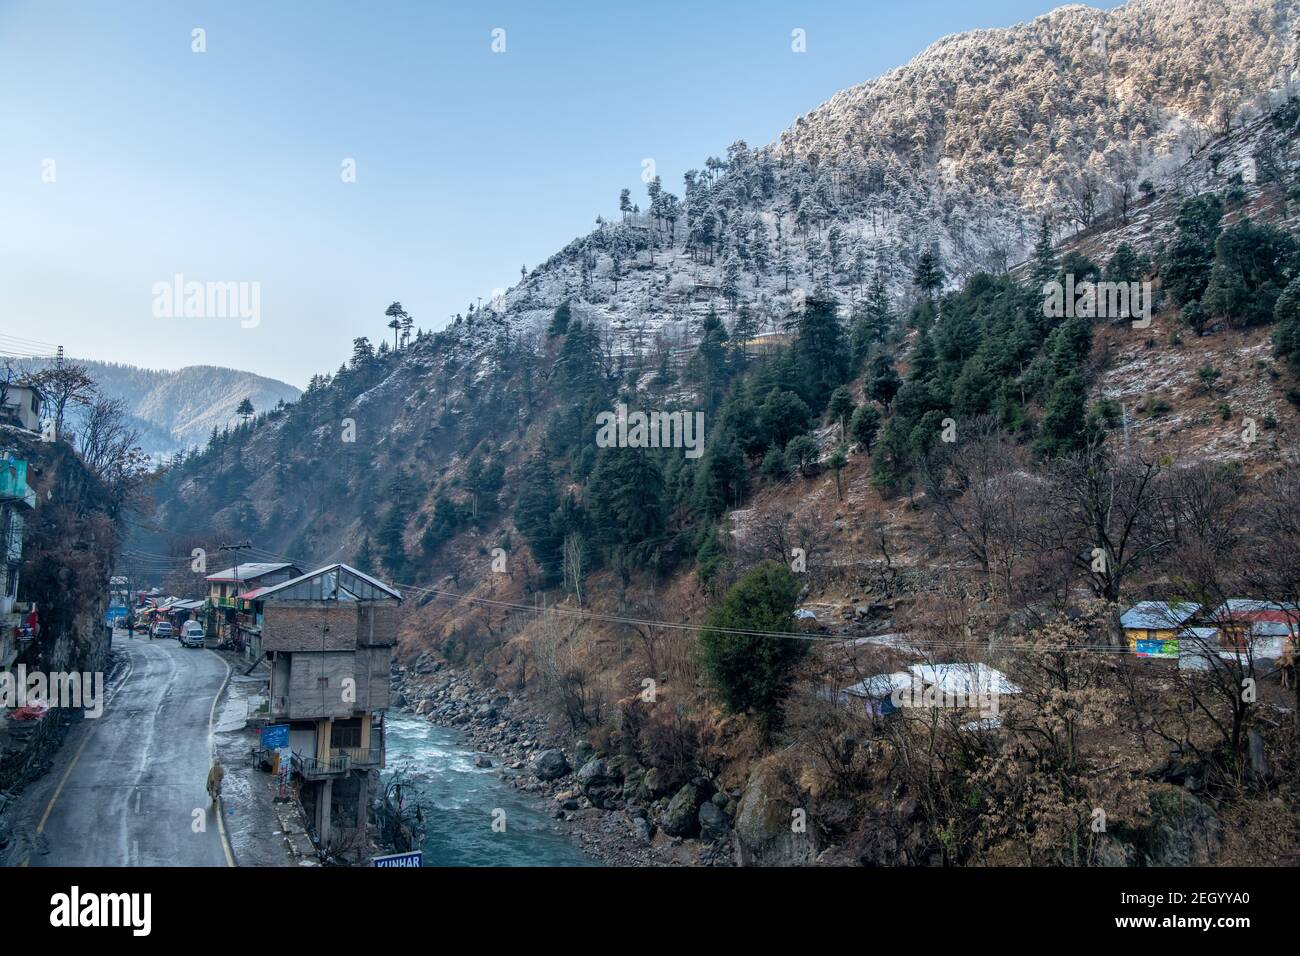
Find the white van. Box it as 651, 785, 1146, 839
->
180, 621, 206, 648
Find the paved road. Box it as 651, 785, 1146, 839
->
6, 631, 234, 867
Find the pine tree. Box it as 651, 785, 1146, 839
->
698, 560, 805, 731
1030, 218, 1058, 287
513, 455, 564, 587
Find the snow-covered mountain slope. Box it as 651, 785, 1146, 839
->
486, 0, 1298, 356
143, 0, 1300, 567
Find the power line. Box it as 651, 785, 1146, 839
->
236, 543, 1189, 655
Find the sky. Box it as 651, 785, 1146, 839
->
0, 0, 1122, 388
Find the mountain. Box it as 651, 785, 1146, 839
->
143, 0, 1300, 549
137, 0, 1300, 866
63, 361, 301, 459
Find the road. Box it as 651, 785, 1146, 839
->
5, 631, 235, 867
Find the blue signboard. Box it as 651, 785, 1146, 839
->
261, 724, 290, 749
373, 851, 423, 868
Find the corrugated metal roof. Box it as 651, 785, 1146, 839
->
907, 662, 1020, 695
844, 672, 914, 699
205, 562, 296, 582
1120, 601, 1200, 630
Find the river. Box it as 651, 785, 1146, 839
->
381, 711, 592, 866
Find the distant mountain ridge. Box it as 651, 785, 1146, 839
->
65, 360, 301, 458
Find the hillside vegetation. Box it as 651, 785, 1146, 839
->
136, 0, 1300, 865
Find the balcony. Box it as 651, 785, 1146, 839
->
334, 747, 383, 768
291, 752, 350, 780
0, 460, 35, 510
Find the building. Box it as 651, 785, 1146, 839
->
0, 385, 43, 434
1120, 601, 1200, 659
0, 454, 36, 629
258, 563, 400, 849
204, 562, 301, 647
1206, 599, 1297, 659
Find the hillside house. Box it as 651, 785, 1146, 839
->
1120, 601, 1200, 659
1206, 600, 1297, 659
0, 384, 43, 434
0, 454, 36, 639
258, 563, 399, 849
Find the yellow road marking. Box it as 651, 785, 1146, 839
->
21, 634, 136, 865
36, 721, 94, 834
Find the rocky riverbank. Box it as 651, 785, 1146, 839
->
391, 655, 743, 867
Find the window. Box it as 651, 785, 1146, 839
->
331, 718, 361, 750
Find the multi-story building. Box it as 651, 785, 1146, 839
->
1, 454, 36, 661
204, 561, 301, 648
258, 563, 400, 849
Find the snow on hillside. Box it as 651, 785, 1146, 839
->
441, 0, 1300, 372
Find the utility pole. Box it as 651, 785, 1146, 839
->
217, 541, 253, 645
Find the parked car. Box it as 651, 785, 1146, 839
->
180, 621, 206, 648
152, 621, 173, 639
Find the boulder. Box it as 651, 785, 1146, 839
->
698, 801, 729, 841
660, 783, 704, 838
576, 757, 611, 789
576, 758, 619, 809
532, 749, 570, 782
1248, 729, 1270, 781
639, 766, 674, 800
1144, 787, 1220, 866
733, 764, 817, 866
473, 755, 493, 769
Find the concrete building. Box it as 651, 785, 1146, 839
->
0, 453, 36, 641
204, 561, 301, 648
0, 385, 43, 434
258, 563, 400, 850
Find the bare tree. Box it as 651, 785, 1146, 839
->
1043, 447, 1174, 607
75, 395, 152, 519
32, 361, 96, 440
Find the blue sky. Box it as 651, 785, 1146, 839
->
0, 0, 1116, 387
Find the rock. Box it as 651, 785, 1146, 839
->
576, 758, 619, 809
698, 801, 729, 841
415, 699, 434, 715
474, 755, 493, 769
639, 766, 674, 800
576, 757, 610, 788
391, 691, 407, 708
1144, 787, 1221, 866
475, 703, 497, 720
632, 817, 654, 843
1093, 834, 1137, 867
573, 741, 595, 769
660, 783, 704, 838
623, 765, 645, 796
733, 764, 817, 866
532, 749, 570, 781
1248, 729, 1270, 780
